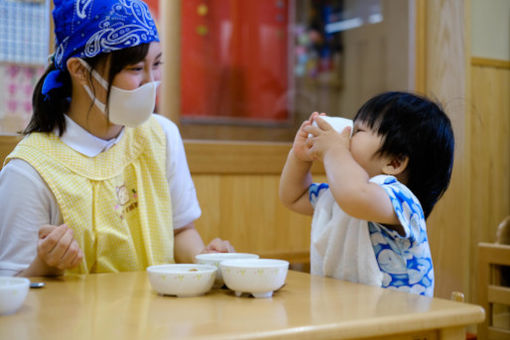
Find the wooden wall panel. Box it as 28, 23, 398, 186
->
0, 135, 22, 169
185, 141, 325, 263
422, 0, 471, 299
470, 64, 510, 303
471, 65, 510, 241
192, 174, 322, 261
159, 0, 181, 124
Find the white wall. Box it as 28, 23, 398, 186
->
471, 0, 510, 60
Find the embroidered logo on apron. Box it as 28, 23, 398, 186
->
114, 185, 139, 220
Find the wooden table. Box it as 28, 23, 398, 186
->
0, 271, 484, 339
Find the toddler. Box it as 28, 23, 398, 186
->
279, 91, 454, 296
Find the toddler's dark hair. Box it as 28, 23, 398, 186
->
354, 91, 454, 219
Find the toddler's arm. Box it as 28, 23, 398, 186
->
279, 149, 314, 215
279, 113, 321, 215
306, 117, 399, 226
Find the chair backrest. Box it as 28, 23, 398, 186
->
478, 242, 510, 339
0, 135, 22, 170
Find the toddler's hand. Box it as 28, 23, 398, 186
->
305, 115, 351, 162
201, 238, 235, 254
292, 112, 324, 162
37, 224, 83, 271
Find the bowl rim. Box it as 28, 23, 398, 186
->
219, 258, 289, 268
146, 263, 217, 274
0, 277, 30, 290
195, 252, 260, 261
320, 116, 352, 123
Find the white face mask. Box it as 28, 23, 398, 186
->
79, 59, 160, 127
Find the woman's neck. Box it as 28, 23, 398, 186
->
67, 96, 123, 140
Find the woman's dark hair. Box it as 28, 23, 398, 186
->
24, 43, 151, 136
354, 91, 455, 219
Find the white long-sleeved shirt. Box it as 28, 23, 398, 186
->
0, 114, 201, 276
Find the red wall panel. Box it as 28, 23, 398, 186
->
181, 0, 289, 122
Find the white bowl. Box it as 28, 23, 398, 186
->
0, 277, 30, 315
195, 253, 259, 287
220, 259, 289, 298
147, 264, 217, 297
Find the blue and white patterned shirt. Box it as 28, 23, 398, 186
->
309, 175, 434, 296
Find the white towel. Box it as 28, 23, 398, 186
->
310, 188, 383, 287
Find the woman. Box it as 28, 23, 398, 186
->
0, 0, 233, 277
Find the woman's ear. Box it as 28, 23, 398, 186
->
66, 58, 89, 84
382, 155, 409, 176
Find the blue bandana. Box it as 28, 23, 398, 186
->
42, 0, 159, 98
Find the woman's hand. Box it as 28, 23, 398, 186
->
304, 115, 351, 162
174, 223, 235, 263
200, 238, 235, 254
37, 224, 83, 271
17, 224, 83, 277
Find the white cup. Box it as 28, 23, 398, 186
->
310, 116, 353, 136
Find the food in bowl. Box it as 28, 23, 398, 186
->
195, 252, 259, 287
220, 259, 289, 298
147, 264, 217, 297
0, 277, 30, 315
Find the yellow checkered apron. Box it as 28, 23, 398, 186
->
5, 116, 174, 274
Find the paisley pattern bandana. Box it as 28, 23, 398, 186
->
42, 0, 159, 98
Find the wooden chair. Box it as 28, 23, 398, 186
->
478, 242, 510, 339
0, 134, 22, 170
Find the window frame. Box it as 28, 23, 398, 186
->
159, 0, 423, 173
